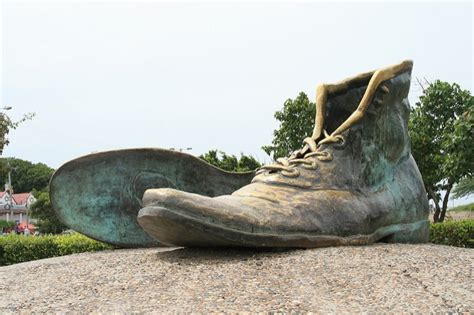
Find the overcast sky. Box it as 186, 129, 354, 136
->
1, 1, 473, 203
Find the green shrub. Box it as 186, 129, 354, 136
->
430, 220, 474, 248
0, 233, 112, 266
0, 234, 59, 265
55, 233, 111, 256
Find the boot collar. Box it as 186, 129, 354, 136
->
257, 60, 414, 185
313, 60, 413, 143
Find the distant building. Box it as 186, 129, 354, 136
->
0, 189, 37, 223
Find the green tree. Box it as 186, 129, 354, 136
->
30, 191, 67, 234
0, 158, 54, 193
199, 150, 261, 172
262, 92, 316, 160
0, 111, 34, 155
409, 80, 473, 222
0, 220, 15, 230
452, 177, 474, 199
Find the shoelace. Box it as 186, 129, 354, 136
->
258, 130, 345, 178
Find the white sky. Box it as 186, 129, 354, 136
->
1, 1, 473, 204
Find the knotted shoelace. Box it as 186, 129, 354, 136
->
258, 130, 345, 178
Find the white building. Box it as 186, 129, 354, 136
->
0, 190, 37, 223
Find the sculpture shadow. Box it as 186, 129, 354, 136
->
154, 247, 302, 265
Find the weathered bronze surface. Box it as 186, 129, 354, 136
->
50, 148, 254, 247
138, 60, 430, 248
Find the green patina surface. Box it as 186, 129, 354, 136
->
136, 61, 430, 248
50, 148, 254, 247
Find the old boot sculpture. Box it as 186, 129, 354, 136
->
138, 60, 430, 248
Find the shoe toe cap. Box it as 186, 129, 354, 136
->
144, 187, 241, 215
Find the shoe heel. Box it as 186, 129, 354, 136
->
381, 220, 430, 244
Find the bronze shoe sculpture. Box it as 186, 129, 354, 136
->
137, 60, 430, 248
50, 148, 254, 247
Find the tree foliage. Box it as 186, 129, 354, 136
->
262, 92, 316, 160
199, 150, 261, 172
452, 177, 474, 199
0, 220, 15, 229
0, 158, 54, 193
30, 191, 67, 234
409, 80, 473, 222
0, 112, 35, 155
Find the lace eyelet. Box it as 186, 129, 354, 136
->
255, 168, 266, 175
281, 167, 300, 178
332, 136, 346, 150
301, 159, 318, 170
317, 151, 333, 161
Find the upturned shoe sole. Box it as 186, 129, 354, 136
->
50, 148, 254, 247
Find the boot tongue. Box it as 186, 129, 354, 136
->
311, 60, 413, 141
303, 89, 361, 155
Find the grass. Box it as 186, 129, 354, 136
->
449, 202, 474, 212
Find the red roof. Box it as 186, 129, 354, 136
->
12, 193, 31, 205
0, 192, 33, 205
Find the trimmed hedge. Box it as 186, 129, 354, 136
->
430, 220, 474, 248
1, 221, 472, 266
0, 233, 112, 266
55, 233, 112, 256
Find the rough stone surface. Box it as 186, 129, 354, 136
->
0, 244, 472, 313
